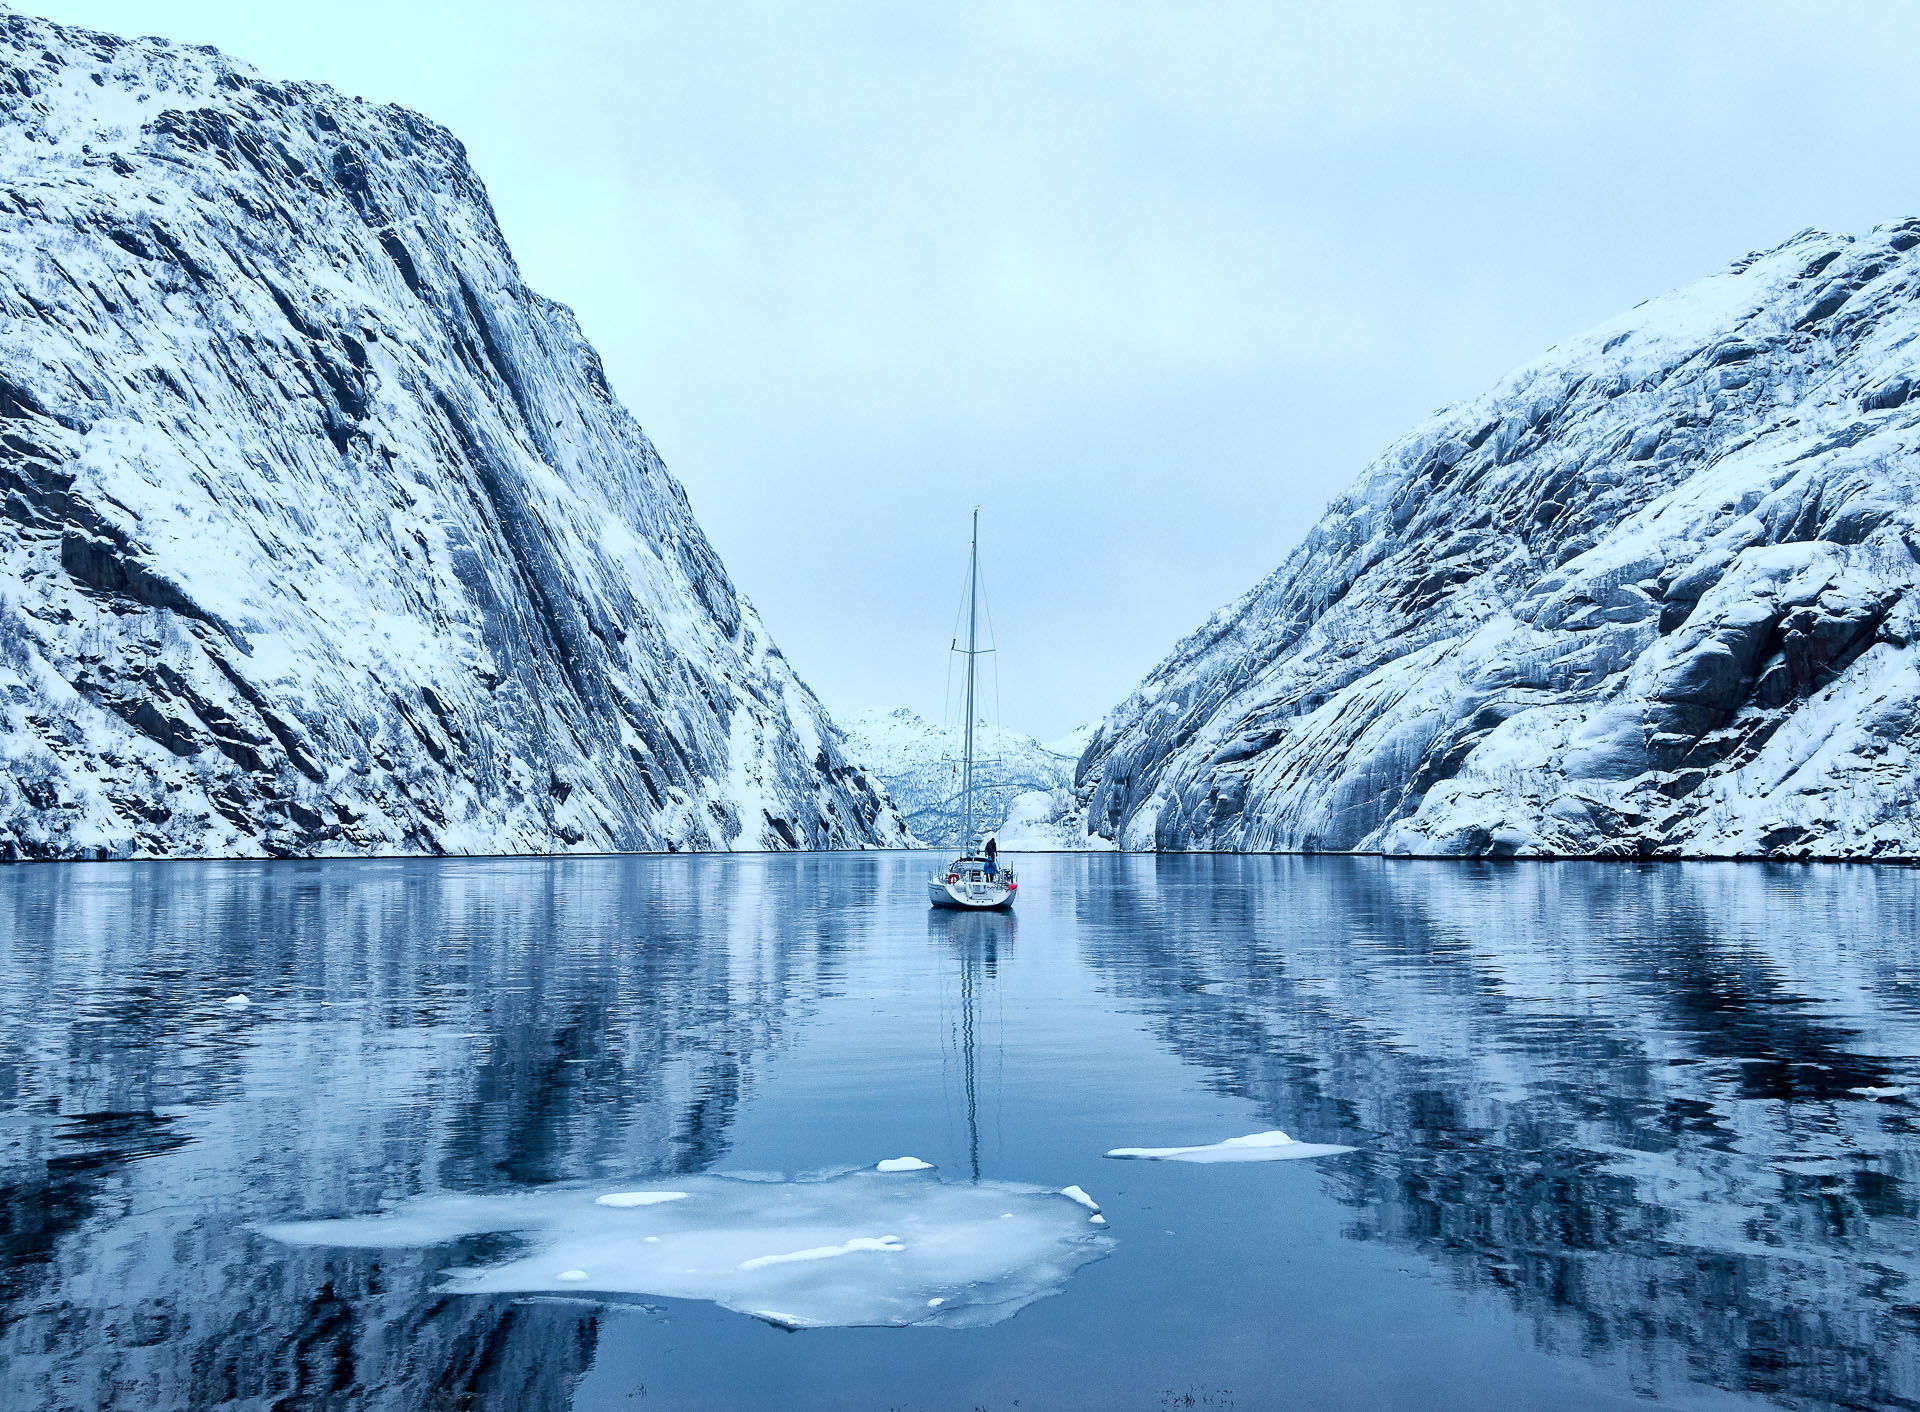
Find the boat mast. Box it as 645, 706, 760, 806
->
961, 507, 979, 851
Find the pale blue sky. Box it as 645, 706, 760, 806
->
26, 1, 1920, 736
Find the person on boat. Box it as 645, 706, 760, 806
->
983, 837, 998, 881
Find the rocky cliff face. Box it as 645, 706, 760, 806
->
1076, 221, 1920, 858
0, 10, 907, 858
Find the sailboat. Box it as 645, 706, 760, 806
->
928, 509, 1017, 911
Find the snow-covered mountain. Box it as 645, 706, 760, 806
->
1073, 220, 1920, 859
837, 707, 1085, 848
0, 10, 908, 858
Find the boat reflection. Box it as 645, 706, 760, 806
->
928, 907, 1015, 1179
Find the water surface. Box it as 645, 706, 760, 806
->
2, 853, 1917, 1410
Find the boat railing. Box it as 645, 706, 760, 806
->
941, 864, 1016, 886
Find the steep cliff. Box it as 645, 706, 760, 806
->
0, 10, 907, 857
1077, 221, 1920, 858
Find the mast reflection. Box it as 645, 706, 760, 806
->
928, 909, 1015, 1180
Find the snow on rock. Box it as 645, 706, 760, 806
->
0, 10, 908, 859
259, 1167, 1112, 1330
1105, 1130, 1356, 1163
838, 707, 1092, 848
1072, 221, 1920, 860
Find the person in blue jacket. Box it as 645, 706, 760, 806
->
983, 837, 998, 881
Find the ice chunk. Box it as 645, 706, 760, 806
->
223, 994, 250, 1007
557, 1269, 589, 1281
1105, 1129, 1355, 1163
1852, 1086, 1910, 1099
259, 1168, 1111, 1329
875, 1156, 935, 1173
595, 1191, 689, 1207
1060, 1185, 1100, 1212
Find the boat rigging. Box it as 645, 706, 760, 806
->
928, 509, 1017, 911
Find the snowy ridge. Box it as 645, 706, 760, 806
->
837, 706, 1085, 848
0, 10, 908, 857
1075, 221, 1920, 858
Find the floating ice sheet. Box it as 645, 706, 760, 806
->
1104, 1129, 1355, 1164
260, 1167, 1111, 1329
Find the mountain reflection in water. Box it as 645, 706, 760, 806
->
1076, 856, 1920, 1409
0, 853, 1915, 1410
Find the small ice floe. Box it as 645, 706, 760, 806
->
875, 1156, 934, 1173
1090, 1215, 1107, 1226
1852, 1086, 1911, 1099
259, 1166, 1112, 1330
1060, 1185, 1100, 1212
595, 1191, 689, 1207
1105, 1130, 1355, 1164
223, 994, 250, 1007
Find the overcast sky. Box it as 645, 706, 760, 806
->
27, 1, 1920, 737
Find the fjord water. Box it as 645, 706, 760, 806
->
2, 854, 1916, 1410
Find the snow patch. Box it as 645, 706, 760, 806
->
738, 1235, 904, 1270
1060, 1185, 1100, 1212
875, 1156, 934, 1172
594, 1191, 689, 1207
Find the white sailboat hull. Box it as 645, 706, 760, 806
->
928, 874, 1016, 910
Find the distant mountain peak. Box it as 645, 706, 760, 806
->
837, 707, 1093, 848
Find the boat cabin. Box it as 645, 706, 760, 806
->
942, 855, 1014, 886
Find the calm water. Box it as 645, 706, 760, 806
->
2, 852, 1918, 1411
